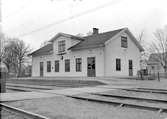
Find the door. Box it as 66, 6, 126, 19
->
40, 62, 44, 77
129, 60, 133, 76
87, 57, 96, 77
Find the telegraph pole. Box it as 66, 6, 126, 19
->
0, 0, 2, 33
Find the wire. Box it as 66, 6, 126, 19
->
4, 0, 81, 20
19, 0, 123, 37
4, 6, 25, 20
2, 0, 36, 21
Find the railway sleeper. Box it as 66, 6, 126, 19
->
69, 95, 167, 113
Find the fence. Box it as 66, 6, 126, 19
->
137, 70, 167, 81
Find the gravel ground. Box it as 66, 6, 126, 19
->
99, 89, 167, 100
5, 96, 167, 119
1, 108, 31, 119
6, 89, 24, 93
106, 78, 167, 90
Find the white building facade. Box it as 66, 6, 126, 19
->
30, 28, 144, 77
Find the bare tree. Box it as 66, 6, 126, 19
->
136, 30, 149, 59
3, 41, 18, 74
40, 40, 51, 48
138, 30, 144, 44
2, 38, 31, 77
76, 33, 84, 37
12, 39, 31, 77
149, 26, 167, 73
0, 33, 7, 62
86, 31, 93, 36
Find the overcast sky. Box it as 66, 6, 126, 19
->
1, 0, 167, 51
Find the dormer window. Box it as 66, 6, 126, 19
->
58, 40, 66, 53
121, 36, 128, 48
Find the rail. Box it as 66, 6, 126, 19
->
0, 103, 50, 119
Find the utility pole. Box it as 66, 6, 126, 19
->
0, 0, 2, 33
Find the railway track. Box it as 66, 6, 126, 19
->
69, 90, 167, 113
0, 103, 50, 119
6, 85, 51, 92
4, 82, 167, 114
122, 88, 167, 94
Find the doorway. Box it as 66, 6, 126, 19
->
129, 60, 133, 76
87, 57, 96, 77
40, 62, 44, 77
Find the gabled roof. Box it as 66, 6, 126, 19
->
29, 43, 53, 56
68, 28, 144, 52
124, 29, 144, 52
68, 28, 124, 50
49, 32, 84, 42
148, 52, 167, 64
29, 27, 144, 56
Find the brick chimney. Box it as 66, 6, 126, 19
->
93, 28, 99, 34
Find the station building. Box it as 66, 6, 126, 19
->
29, 28, 144, 77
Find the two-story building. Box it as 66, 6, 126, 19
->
29, 27, 144, 77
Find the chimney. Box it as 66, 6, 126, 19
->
93, 28, 99, 34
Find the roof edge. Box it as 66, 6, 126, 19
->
28, 43, 53, 56
49, 32, 84, 42
124, 28, 144, 52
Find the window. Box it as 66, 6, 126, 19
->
116, 58, 121, 71
129, 60, 133, 69
157, 65, 160, 70
121, 36, 128, 48
47, 61, 51, 72
76, 58, 82, 72
152, 66, 155, 70
58, 40, 66, 53
65, 59, 70, 72
55, 60, 59, 72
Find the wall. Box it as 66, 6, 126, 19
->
104, 31, 141, 77
32, 56, 41, 77
32, 47, 104, 77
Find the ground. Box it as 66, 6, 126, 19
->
103, 78, 167, 89
1, 107, 31, 119
4, 96, 167, 119
2, 77, 167, 119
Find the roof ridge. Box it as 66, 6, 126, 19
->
52, 28, 125, 39
69, 28, 125, 50
50, 32, 84, 42
83, 27, 125, 38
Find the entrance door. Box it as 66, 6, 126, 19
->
40, 62, 44, 77
129, 60, 133, 76
87, 57, 96, 77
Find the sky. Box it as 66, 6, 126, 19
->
1, 0, 167, 51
